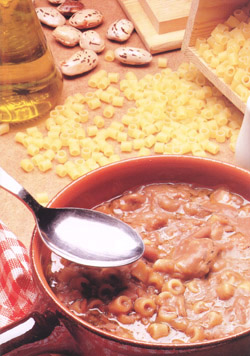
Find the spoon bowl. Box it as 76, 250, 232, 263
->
37, 205, 144, 267
0, 166, 144, 267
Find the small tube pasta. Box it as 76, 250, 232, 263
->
154, 142, 165, 154
55, 150, 68, 163
32, 154, 44, 167
103, 105, 115, 118
104, 49, 115, 62
162, 279, 185, 295
36, 192, 49, 206
134, 297, 156, 317
15, 131, 28, 144
158, 57, 168, 68
0, 123, 10, 135
87, 98, 102, 110
108, 72, 119, 83
20, 158, 34, 172
204, 141, 220, 154
137, 147, 151, 156
93, 115, 105, 128
69, 141, 81, 156
100, 91, 113, 103
147, 323, 170, 340
27, 143, 40, 156
117, 131, 128, 142
108, 296, 132, 314
120, 141, 132, 152
81, 147, 92, 159
87, 125, 98, 137
38, 158, 52, 172
97, 77, 110, 90
112, 96, 124, 107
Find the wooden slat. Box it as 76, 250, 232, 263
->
182, 0, 249, 113
138, 0, 191, 34
183, 0, 248, 47
185, 46, 246, 113
117, 0, 188, 53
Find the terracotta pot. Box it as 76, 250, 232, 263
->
2, 155, 250, 356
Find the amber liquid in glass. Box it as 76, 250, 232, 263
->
0, 0, 63, 123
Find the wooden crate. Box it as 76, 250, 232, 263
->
117, 0, 191, 53
182, 0, 249, 114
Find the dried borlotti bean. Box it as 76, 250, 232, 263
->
79, 30, 105, 53
114, 46, 152, 65
69, 9, 103, 29
61, 49, 98, 76
107, 19, 134, 42
52, 25, 81, 47
48, 0, 64, 5
57, 0, 84, 17
36, 7, 66, 27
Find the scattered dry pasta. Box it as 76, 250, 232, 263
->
20, 158, 34, 172
36, 192, 49, 206
15, 64, 242, 179
157, 57, 168, 68
0, 123, 10, 135
104, 49, 115, 62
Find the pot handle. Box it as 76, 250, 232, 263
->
0, 310, 79, 355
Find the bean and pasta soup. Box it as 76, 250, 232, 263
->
46, 183, 250, 344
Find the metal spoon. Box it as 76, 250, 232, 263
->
0, 167, 144, 267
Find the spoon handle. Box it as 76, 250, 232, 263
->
0, 166, 41, 214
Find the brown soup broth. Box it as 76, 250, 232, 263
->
46, 183, 250, 343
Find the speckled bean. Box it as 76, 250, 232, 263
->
114, 46, 152, 65
36, 7, 66, 27
57, 0, 84, 17
48, 0, 64, 5
53, 25, 81, 47
69, 9, 103, 29
79, 30, 105, 53
107, 19, 134, 42
61, 49, 98, 76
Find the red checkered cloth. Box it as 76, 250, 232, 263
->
0, 220, 38, 327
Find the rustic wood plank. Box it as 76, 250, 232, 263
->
138, 0, 191, 34
117, 0, 187, 53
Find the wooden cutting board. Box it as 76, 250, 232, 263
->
117, 0, 191, 54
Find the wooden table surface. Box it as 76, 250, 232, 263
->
0, 2, 241, 356
0, 0, 237, 251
